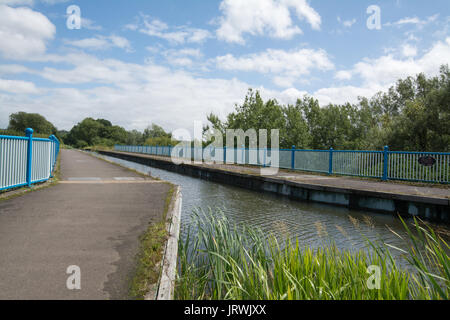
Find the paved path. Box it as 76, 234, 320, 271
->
0, 149, 170, 300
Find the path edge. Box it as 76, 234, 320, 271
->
151, 185, 182, 300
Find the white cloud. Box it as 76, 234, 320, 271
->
2, 38, 450, 131
216, 48, 334, 87
0, 0, 69, 7
129, 15, 211, 44
81, 17, 102, 31
386, 14, 439, 28
0, 52, 253, 131
314, 37, 450, 105
313, 85, 385, 106
353, 38, 450, 86
216, 0, 321, 44
337, 17, 356, 28
41, 0, 69, 4
401, 44, 417, 57
0, 64, 33, 74
334, 70, 352, 81
161, 48, 203, 67
0, 0, 33, 5
0, 78, 39, 94
65, 35, 133, 52
0, 5, 55, 60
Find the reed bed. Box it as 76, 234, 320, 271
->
175, 210, 449, 300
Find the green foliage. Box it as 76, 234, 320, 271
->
0, 129, 49, 139
144, 124, 171, 140
8, 112, 57, 136
142, 123, 177, 146
207, 66, 450, 152
144, 136, 178, 146
63, 119, 175, 149
65, 118, 128, 148
175, 210, 449, 300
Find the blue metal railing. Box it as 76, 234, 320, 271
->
114, 145, 450, 184
0, 128, 60, 191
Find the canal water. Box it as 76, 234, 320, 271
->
91, 152, 438, 267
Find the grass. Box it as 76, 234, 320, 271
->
128, 184, 175, 300
84, 145, 114, 152
175, 210, 449, 300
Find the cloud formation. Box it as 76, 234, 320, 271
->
216, 0, 321, 44
126, 15, 211, 44
0, 4, 55, 59
216, 48, 334, 87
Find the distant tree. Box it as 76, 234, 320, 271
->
143, 124, 171, 140
126, 129, 144, 145
65, 118, 128, 148
8, 112, 57, 135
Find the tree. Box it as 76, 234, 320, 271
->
282, 99, 310, 148
205, 65, 450, 152
143, 124, 171, 140
8, 112, 57, 135
65, 118, 128, 148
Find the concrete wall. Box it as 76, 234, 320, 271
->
150, 186, 182, 301
98, 151, 449, 224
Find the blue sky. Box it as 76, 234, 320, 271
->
0, 0, 449, 132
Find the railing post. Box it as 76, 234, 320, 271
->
291, 145, 296, 170
224, 146, 227, 164
49, 135, 56, 177
263, 148, 267, 167
382, 146, 389, 181
329, 148, 334, 175
25, 128, 33, 187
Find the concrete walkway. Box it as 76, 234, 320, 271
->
0, 149, 171, 300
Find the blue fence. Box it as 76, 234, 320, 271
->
114, 145, 450, 184
0, 128, 60, 191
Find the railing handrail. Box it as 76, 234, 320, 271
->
115, 144, 449, 155
114, 144, 449, 184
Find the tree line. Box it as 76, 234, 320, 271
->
2, 113, 174, 148
2, 66, 449, 152
206, 65, 450, 152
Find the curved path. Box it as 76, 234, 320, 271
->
0, 149, 170, 300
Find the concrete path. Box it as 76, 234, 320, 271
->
0, 149, 170, 300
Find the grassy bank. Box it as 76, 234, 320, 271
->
175, 210, 449, 300
128, 184, 175, 300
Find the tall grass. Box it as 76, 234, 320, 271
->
175, 210, 449, 300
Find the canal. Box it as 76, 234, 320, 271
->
91, 151, 444, 268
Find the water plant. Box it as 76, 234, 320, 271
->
175, 209, 449, 300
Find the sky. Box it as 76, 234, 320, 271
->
0, 0, 449, 133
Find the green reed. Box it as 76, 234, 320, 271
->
175, 209, 449, 300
